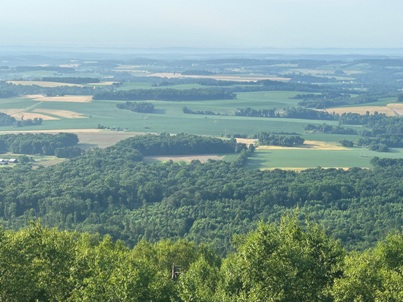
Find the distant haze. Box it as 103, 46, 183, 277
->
1, 0, 403, 49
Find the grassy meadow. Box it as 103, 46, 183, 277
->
248, 148, 403, 170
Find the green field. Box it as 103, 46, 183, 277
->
248, 148, 403, 169
1, 86, 403, 169
0, 92, 329, 136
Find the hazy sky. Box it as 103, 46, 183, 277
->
1, 0, 403, 49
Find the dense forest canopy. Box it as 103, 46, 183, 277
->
0, 133, 401, 255
257, 132, 305, 146
0, 133, 80, 157
113, 133, 245, 156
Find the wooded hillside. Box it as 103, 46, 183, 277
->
0, 134, 401, 254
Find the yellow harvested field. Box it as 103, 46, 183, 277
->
236, 138, 258, 146
257, 140, 347, 151
33, 109, 86, 119
0, 109, 58, 120
25, 95, 92, 103
7, 80, 81, 87
148, 72, 290, 82
324, 106, 397, 116
1, 108, 86, 120
387, 103, 403, 116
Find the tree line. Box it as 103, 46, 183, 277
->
235, 107, 277, 118
257, 132, 305, 146
0, 112, 17, 126
116, 101, 155, 113
182, 106, 222, 116
304, 123, 358, 135
0, 133, 80, 157
336, 113, 403, 152
13, 66, 75, 73
114, 133, 245, 156
41, 77, 101, 84
94, 88, 236, 101
235, 106, 337, 120
297, 93, 379, 109
2, 81, 102, 97
0, 112, 43, 128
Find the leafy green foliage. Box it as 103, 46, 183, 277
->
258, 132, 305, 146
116, 101, 155, 113
219, 215, 345, 301
0, 112, 16, 126
114, 133, 243, 156
332, 233, 403, 301
1, 217, 399, 301
3, 81, 100, 96
339, 139, 354, 147
304, 123, 358, 135
0, 133, 80, 156
297, 93, 378, 109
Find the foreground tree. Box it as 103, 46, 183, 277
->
332, 233, 403, 302
0, 216, 402, 300
218, 215, 345, 301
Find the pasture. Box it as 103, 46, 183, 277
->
247, 148, 403, 170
